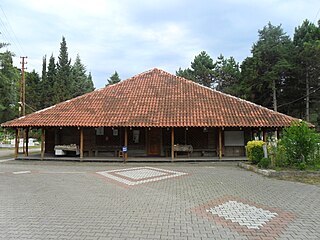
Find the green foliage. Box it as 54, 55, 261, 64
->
246, 140, 265, 164
106, 71, 121, 86
25, 70, 42, 113
54, 36, 72, 103
280, 121, 320, 165
176, 67, 195, 81
240, 22, 293, 110
292, 20, 320, 128
39, 39, 94, 110
214, 55, 241, 96
258, 157, 271, 169
41, 54, 56, 109
71, 54, 95, 97
0, 48, 20, 123
0, 36, 95, 124
298, 162, 307, 170
176, 51, 215, 87
268, 142, 288, 168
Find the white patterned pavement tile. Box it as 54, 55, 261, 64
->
206, 200, 278, 229
116, 168, 167, 179
97, 167, 187, 186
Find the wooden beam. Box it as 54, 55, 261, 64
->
22, 128, 25, 154
124, 127, 128, 161
25, 128, 29, 157
171, 127, 174, 161
14, 128, 19, 158
80, 127, 84, 160
41, 128, 45, 160
219, 127, 222, 160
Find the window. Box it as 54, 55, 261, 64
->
224, 131, 244, 146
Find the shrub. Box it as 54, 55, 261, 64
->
246, 140, 265, 164
258, 157, 271, 169
280, 121, 320, 166
298, 162, 307, 170
268, 141, 288, 168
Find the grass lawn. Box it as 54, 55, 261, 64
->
276, 175, 320, 185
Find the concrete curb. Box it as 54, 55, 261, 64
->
238, 162, 320, 177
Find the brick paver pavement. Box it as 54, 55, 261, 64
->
0, 161, 319, 240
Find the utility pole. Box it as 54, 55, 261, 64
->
20, 56, 27, 116
19, 56, 27, 154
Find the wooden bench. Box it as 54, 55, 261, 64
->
173, 144, 193, 158
193, 148, 217, 157
54, 144, 80, 156
91, 146, 121, 157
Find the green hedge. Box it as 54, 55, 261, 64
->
246, 140, 265, 164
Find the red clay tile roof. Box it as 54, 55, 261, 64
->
1, 68, 297, 128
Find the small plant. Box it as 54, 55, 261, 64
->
268, 141, 288, 168
246, 140, 265, 164
258, 157, 271, 169
298, 162, 307, 170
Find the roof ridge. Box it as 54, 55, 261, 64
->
1, 68, 298, 128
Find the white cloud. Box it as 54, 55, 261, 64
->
2, 0, 320, 88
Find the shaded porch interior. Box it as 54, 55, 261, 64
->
19, 126, 273, 160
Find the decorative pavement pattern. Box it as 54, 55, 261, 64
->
192, 196, 295, 240
206, 200, 278, 229
96, 166, 187, 186
1, 162, 319, 239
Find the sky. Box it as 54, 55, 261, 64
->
0, 0, 319, 89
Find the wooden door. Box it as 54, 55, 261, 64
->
147, 128, 162, 156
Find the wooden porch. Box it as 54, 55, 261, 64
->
13, 126, 274, 162
15, 153, 248, 162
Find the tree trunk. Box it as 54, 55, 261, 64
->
272, 79, 277, 112
306, 70, 310, 122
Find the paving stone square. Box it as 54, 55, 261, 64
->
207, 200, 278, 229
192, 196, 295, 240
0, 161, 319, 240
96, 166, 187, 186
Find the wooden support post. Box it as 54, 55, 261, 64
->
80, 127, 84, 160
171, 127, 174, 161
124, 127, 128, 161
14, 128, 19, 158
219, 127, 222, 160
263, 129, 267, 142
41, 128, 45, 160
22, 128, 25, 154
25, 128, 29, 156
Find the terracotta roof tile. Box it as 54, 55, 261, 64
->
1, 68, 297, 128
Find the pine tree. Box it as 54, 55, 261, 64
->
293, 20, 320, 124
25, 70, 41, 113
71, 54, 94, 97
213, 54, 241, 96
0, 49, 20, 122
85, 72, 95, 91
71, 54, 88, 97
54, 36, 72, 103
40, 54, 56, 108
41, 55, 47, 82
240, 23, 293, 111
106, 71, 121, 86
176, 51, 215, 88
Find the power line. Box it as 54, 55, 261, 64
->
0, 5, 25, 56
278, 86, 320, 108
313, 6, 320, 24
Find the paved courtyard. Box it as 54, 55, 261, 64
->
0, 160, 319, 240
